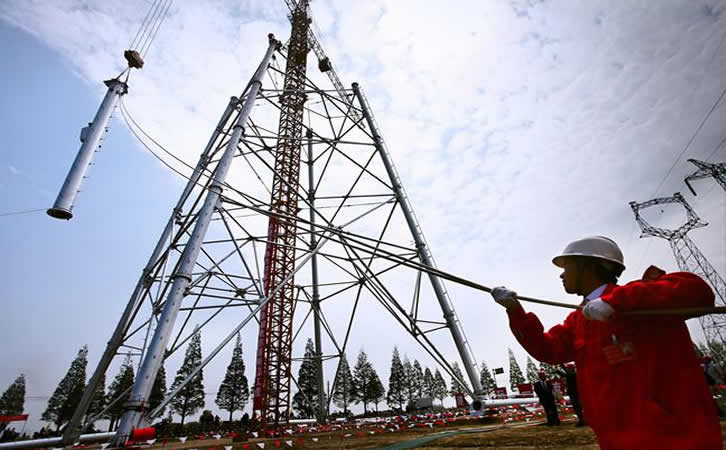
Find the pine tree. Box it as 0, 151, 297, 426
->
432, 369, 447, 404
42, 345, 88, 430
86, 373, 106, 424
170, 328, 205, 425
368, 371, 386, 413
353, 350, 377, 414
386, 347, 406, 411
525, 357, 540, 384
539, 362, 559, 379
508, 349, 525, 390
215, 334, 249, 421
0, 374, 26, 415
412, 360, 425, 398
332, 353, 356, 415
106, 357, 134, 431
402, 358, 415, 401
449, 362, 470, 395
0, 374, 26, 432
148, 364, 167, 416
422, 368, 435, 397
292, 339, 320, 418
478, 362, 496, 397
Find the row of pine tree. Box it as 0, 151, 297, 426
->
10, 334, 724, 431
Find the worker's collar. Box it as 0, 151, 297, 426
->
583, 283, 608, 304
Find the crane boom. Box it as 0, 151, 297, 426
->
282, 0, 362, 123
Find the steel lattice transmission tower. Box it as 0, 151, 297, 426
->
57, 4, 486, 445
630, 193, 726, 344
684, 159, 726, 195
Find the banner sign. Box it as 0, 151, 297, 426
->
517, 383, 534, 397
454, 393, 467, 408
494, 387, 507, 399
0, 414, 29, 422
493, 367, 504, 374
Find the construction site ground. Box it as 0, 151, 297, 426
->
72, 418, 726, 449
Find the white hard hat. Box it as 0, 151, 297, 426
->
552, 236, 625, 271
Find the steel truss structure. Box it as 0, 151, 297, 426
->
630, 193, 726, 344
685, 159, 726, 195
61, 20, 484, 449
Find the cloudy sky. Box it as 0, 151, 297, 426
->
1, 0, 726, 432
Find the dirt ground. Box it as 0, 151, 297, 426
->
77, 419, 726, 449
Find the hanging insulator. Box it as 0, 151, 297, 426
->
124, 49, 145, 69
318, 57, 331, 73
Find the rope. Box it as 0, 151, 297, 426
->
115, 77, 726, 320
0, 208, 46, 217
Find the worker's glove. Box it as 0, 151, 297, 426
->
582, 298, 615, 322
491, 286, 520, 311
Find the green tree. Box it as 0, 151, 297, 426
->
525, 357, 540, 384
539, 362, 559, 379
412, 360, 425, 398
332, 353, 356, 415
148, 364, 167, 416
508, 349, 525, 390
106, 357, 134, 431
422, 368, 435, 397
478, 362, 496, 397
86, 373, 106, 425
432, 369, 447, 404
170, 328, 205, 425
368, 371, 386, 413
215, 334, 249, 421
402, 358, 415, 401
449, 362, 469, 395
386, 347, 406, 410
0, 374, 26, 432
292, 339, 320, 418
353, 350, 376, 414
42, 345, 88, 430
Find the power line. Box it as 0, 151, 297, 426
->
651, 85, 726, 198
0, 208, 46, 217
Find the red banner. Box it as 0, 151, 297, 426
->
517, 383, 534, 397
0, 414, 29, 423
494, 387, 508, 399
454, 393, 467, 408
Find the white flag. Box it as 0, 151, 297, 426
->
179, 437, 188, 443
252, 432, 259, 438
285, 440, 293, 447
312, 437, 319, 442
147, 439, 156, 445
257, 443, 265, 449
100, 444, 110, 450
214, 434, 222, 440
225, 446, 233, 450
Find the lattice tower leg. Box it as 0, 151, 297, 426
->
670, 235, 726, 344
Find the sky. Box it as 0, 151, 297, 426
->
1, 0, 726, 434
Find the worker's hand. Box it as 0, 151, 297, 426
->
491, 286, 520, 311
582, 298, 615, 322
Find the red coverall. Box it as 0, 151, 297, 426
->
507, 271, 722, 449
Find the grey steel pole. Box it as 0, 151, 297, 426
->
60, 96, 239, 445
111, 34, 279, 446
48, 78, 128, 220
306, 128, 326, 424
352, 82, 484, 398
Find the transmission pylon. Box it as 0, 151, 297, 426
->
684, 159, 726, 195
62, 7, 485, 447
630, 193, 726, 344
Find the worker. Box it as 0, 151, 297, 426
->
555, 363, 585, 426
490, 236, 722, 449
533, 370, 560, 426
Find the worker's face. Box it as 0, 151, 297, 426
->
559, 259, 579, 294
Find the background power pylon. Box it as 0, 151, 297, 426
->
684, 159, 726, 195
62, 4, 484, 445
630, 193, 726, 345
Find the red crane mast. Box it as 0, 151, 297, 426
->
253, 0, 310, 424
